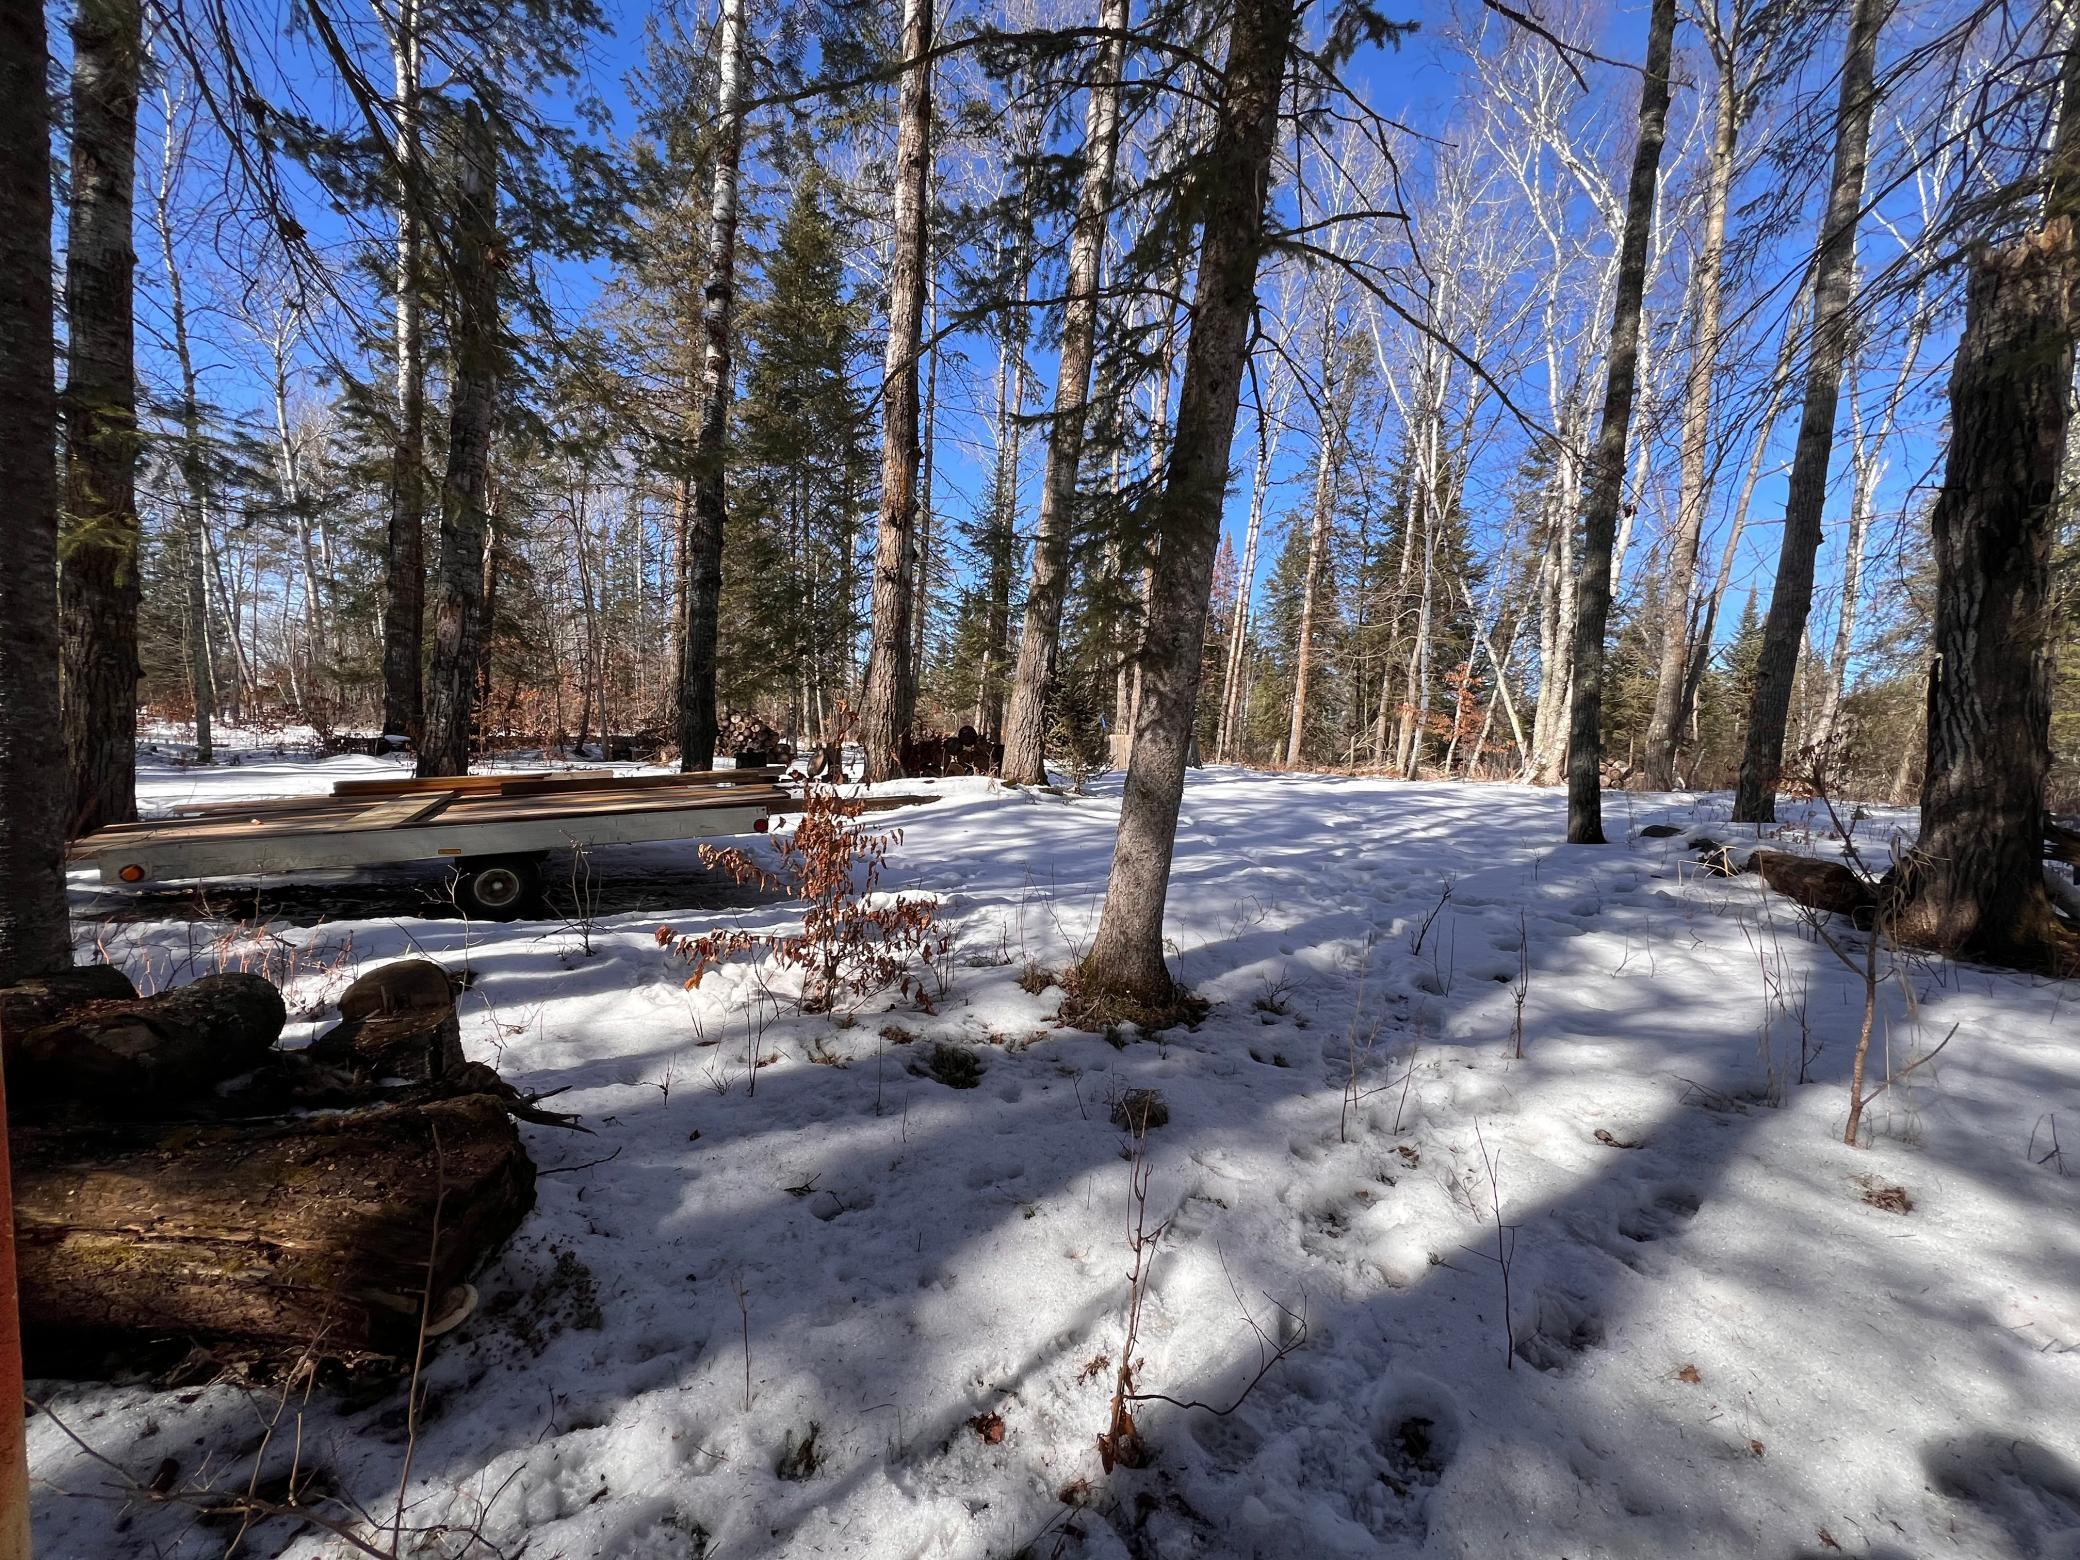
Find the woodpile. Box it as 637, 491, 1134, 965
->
719, 713, 791, 767
3, 958, 562, 1375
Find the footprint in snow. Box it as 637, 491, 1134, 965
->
1513, 1287, 1606, 1373
1617, 1186, 1701, 1245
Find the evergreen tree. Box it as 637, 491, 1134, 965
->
726, 167, 875, 730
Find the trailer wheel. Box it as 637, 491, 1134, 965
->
456, 856, 542, 921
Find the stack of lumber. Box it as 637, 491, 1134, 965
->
2, 959, 563, 1375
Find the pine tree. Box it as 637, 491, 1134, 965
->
727, 167, 875, 729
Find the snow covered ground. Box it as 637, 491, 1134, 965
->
29, 756, 2080, 1559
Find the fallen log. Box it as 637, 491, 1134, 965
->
13, 1091, 535, 1371
1747, 849, 1878, 920
9, 972, 285, 1114
0, 965, 138, 1074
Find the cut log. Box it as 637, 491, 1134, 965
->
13, 1091, 535, 1370
0, 965, 139, 1072
306, 959, 465, 1083
1747, 849, 1877, 920
10, 972, 285, 1113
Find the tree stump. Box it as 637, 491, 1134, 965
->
306, 959, 465, 1083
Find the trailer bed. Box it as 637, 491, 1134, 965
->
71, 768, 790, 917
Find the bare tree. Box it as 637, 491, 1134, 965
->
1565, 0, 1678, 844
60, 0, 144, 834
1287, 292, 1349, 767
859, 0, 934, 783
1733, 0, 1888, 822
1075, 0, 1299, 1013
1000, 0, 1130, 784
0, 0, 72, 982
1641, 0, 1753, 787
148, 73, 216, 763
419, 102, 500, 779
677, 0, 749, 772
381, 0, 428, 749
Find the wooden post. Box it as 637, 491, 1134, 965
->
0, 1019, 32, 1559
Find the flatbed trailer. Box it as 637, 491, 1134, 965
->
70, 768, 790, 918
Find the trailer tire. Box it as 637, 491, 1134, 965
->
456, 856, 542, 921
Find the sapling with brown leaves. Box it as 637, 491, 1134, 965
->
656, 786, 938, 1014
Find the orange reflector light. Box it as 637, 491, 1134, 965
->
119, 864, 145, 883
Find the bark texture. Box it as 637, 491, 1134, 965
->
1076, 0, 1296, 1012
1733, 0, 1887, 821
1891, 218, 2079, 972
677, 0, 748, 773
382, 0, 427, 748
858, 0, 935, 783
0, 0, 71, 983
420, 102, 500, 779
14, 1092, 533, 1370
59, 0, 143, 838
1565, 0, 1676, 844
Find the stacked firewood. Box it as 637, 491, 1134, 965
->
718, 713, 790, 767
1, 959, 565, 1375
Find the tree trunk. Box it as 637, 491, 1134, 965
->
1565, 0, 1676, 844
1216, 375, 1283, 762
1286, 325, 1343, 767
59, 0, 143, 837
1075, 0, 1296, 1014
14, 1091, 533, 1371
859, 0, 934, 783
419, 103, 500, 779
1733, 0, 1887, 822
677, 0, 748, 773
1891, 217, 2079, 971
1809, 382, 1873, 759
1676, 286, 1806, 757
1642, 21, 1740, 788
150, 96, 218, 765
382, 0, 427, 749
0, 0, 70, 985
1000, 0, 1129, 783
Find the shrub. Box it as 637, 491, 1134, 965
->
656, 787, 939, 1014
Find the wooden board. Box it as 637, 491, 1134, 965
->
71, 783, 789, 856
327, 767, 780, 801
339, 794, 457, 829
330, 769, 608, 798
